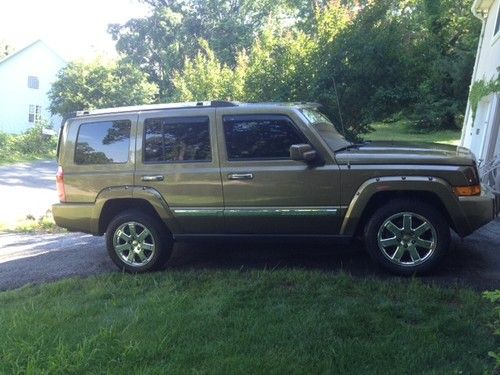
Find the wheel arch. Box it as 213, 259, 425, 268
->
91, 186, 179, 235
340, 176, 469, 237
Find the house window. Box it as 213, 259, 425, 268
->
28, 76, 39, 89
28, 105, 41, 123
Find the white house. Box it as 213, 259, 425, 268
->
461, 0, 500, 163
0, 40, 66, 134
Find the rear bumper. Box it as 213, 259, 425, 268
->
52, 202, 96, 234
457, 187, 498, 236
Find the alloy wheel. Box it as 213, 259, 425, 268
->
377, 212, 437, 267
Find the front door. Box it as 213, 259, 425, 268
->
217, 112, 342, 234
135, 108, 224, 234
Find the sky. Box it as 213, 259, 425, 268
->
0, 0, 150, 61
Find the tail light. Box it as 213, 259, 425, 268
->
56, 166, 66, 202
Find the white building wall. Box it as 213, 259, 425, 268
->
0, 41, 66, 134
461, 0, 500, 161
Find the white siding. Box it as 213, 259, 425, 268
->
462, 0, 500, 161
0, 41, 66, 134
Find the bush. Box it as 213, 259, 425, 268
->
0, 121, 57, 164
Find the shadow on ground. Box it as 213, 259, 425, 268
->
0, 218, 499, 291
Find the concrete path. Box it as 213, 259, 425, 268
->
0, 218, 498, 291
0, 160, 57, 226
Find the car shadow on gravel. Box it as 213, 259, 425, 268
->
168, 218, 500, 291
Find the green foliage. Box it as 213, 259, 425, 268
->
0, 271, 496, 373
48, 59, 158, 116
109, 0, 296, 98
483, 290, 500, 369
0, 121, 57, 164
110, 0, 480, 137
469, 75, 500, 120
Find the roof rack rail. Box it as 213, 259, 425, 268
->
209, 100, 238, 107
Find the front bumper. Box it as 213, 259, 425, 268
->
457, 187, 498, 236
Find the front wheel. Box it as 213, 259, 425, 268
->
106, 210, 173, 273
364, 199, 450, 276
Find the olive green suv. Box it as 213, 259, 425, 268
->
52, 101, 499, 275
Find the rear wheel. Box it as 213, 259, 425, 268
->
364, 199, 450, 276
106, 210, 173, 273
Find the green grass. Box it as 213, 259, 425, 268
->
0, 271, 496, 374
366, 120, 461, 145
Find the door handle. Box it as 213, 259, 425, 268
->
227, 173, 254, 180
141, 175, 164, 182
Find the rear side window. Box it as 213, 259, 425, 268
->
223, 115, 305, 160
144, 116, 211, 163
75, 120, 131, 165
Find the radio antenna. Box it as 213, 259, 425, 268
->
332, 73, 347, 139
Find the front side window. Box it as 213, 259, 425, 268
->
75, 120, 131, 165
144, 116, 211, 163
223, 115, 305, 160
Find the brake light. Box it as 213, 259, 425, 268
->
56, 166, 66, 202
453, 185, 481, 197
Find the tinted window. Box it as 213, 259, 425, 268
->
75, 120, 131, 164
144, 116, 211, 162
223, 115, 305, 160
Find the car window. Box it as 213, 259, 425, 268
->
75, 120, 131, 165
144, 116, 211, 163
223, 115, 305, 160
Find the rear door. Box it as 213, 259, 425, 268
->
135, 108, 224, 234
217, 109, 342, 234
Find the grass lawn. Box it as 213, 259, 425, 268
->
366, 121, 462, 145
0, 271, 496, 373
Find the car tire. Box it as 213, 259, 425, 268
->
364, 199, 450, 276
106, 210, 173, 273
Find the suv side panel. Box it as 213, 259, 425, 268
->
135, 108, 224, 234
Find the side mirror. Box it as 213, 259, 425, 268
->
290, 144, 318, 163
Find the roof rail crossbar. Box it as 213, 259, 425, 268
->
210, 100, 237, 107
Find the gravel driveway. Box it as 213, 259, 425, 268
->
0, 160, 499, 292
0, 160, 57, 226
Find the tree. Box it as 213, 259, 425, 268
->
48, 59, 158, 116
108, 0, 296, 98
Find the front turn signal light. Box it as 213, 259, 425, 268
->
453, 185, 481, 197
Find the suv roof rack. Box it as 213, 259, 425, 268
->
71, 101, 239, 117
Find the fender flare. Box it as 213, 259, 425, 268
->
90, 186, 180, 235
339, 176, 470, 237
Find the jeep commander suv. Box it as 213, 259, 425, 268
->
53, 101, 499, 275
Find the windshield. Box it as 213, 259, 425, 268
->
300, 108, 351, 151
